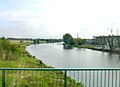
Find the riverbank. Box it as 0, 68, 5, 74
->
0, 41, 83, 87
78, 45, 120, 54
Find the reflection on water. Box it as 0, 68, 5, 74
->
26, 43, 120, 68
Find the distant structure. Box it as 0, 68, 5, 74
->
107, 27, 113, 35
93, 35, 120, 51
77, 33, 79, 38
117, 28, 119, 35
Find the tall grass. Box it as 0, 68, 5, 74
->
0, 38, 83, 87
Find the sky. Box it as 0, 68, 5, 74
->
0, 0, 120, 39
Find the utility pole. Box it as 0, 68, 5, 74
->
107, 27, 113, 35
77, 33, 79, 39
117, 28, 119, 35
76, 33, 79, 46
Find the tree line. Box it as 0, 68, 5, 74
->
33, 39, 62, 44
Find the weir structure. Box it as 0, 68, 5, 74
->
93, 35, 120, 51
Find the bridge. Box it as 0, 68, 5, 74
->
0, 68, 120, 87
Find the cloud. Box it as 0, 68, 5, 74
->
1, 0, 120, 38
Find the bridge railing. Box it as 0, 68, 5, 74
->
0, 68, 120, 87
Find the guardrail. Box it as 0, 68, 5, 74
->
0, 68, 120, 87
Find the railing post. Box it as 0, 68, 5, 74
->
2, 70, 5, 87
64, 70, 67, 87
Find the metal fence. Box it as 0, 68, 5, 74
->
0, 68, 120, 87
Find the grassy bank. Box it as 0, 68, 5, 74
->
0, 40, 83, 87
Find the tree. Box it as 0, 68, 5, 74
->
77, 38, 86, 45
63, 33, 74, 45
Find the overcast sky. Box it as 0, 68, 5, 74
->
0, 0, 120, 39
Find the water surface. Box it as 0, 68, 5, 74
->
26, 43, 120, 68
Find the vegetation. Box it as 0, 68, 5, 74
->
63, 33, 86, 48
73, 38, 86, 45
0, 37, 83, 87
63, 33, 74, 45
33, 39, 62, 44
0, 37, 21, 60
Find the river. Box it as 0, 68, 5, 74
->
26, 43, 120, 87
26, 43, 120, 68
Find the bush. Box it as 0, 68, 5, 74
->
0, 38, 20, 60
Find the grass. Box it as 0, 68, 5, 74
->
0, 40, 83, 87
76, 44, 95, 49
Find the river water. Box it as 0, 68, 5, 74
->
26, 43, 120, 68
26, 43, 120, 87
